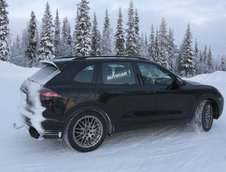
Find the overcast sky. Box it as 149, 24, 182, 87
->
7, 0, 226, 56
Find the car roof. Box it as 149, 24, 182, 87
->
41, 56, 154, 70
53, 56, 150, 63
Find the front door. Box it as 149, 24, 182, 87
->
134, 62, 191, 124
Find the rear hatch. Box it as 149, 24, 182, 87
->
20, 62, 61, 111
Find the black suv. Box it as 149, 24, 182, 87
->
19, 56, 224, 152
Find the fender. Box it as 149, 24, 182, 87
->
64, 103, 114, 135
193, 93, 220, 119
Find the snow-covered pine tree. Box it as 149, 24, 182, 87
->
194, 39, 200, 74
176, 45, 183, 74
167, 28, 176, 71
91, 12, 101, 56
134, 8, 141, 56
153, 30, 161, 64
11, 35, 21, 57
219, 57, 226, 71
179, 23, 195, 77
148, 25, 155, 61
202, 45, 208, 73
114, 8, 125, 56
207, 47, 213, 73
10, 35, 26, 66
144, 33, 148, 58
139, 33, 148, 58
38, 2, 55, 60
61, 17, 72, 57
101, 9, 113, 56
126, 1, 136, 56
159, 18, 171, 70
54, 9, 61, 58
73, 8, 79, 56
25, 11, 37, 67
0, 0, 10, 61
74, 0, 91, 56
198, 49, 204, 74
21, 29, 28, 60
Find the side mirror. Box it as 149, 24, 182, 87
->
171, 78, 184, 89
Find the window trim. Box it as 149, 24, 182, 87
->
97, 61, 139, 86
72, 63, 99, 85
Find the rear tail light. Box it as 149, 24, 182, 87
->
39, 88, 59, 100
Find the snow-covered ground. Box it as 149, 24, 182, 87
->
0, 61, 226, 172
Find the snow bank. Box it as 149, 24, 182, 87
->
0, 62, 225, 172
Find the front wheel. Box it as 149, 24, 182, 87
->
192, 100, 214, 131
64, 111, 106, 152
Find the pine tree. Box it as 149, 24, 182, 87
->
11, 35, 21, 57
219, 57, 226, 71
194, 39, 199, 74
101, 9, 113, 56
168, 29, 176, 59
114, 8, 125, 56
202, 45, 208, 73
159, 18, 171, 70
198, 49, 204, 74
10, 35, 26, 66
73, 8, 79, 56
54, 9, 61, 58
179, 23, 195, 77
148, 25, 155, 61
134, 8, 140, 56
25, 11, 37, 67
0, 0, 10, 61
38, 2, 55, 60
61, 17, 72, 57
91, 12, 101, 56
168, 28, 178, 71
139, 33, 149, 58
207, 47, 213, 73
126, 1, 136, 56
153, 30, 161, 64
74, 0, 91, 56
21, 29, 28, 60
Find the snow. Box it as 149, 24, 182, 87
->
0, 62, 226, 171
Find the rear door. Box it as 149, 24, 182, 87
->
95, 61, 141, 131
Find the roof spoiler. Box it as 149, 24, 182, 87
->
40, 60, 68, 71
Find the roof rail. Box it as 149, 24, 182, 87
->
59, 55, 148, 61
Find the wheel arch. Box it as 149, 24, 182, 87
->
195, 95, 220, 119
64, 105, 114, 135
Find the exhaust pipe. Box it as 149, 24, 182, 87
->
29, 127, 41, 139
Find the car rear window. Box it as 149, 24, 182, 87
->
29, 64, 58, 82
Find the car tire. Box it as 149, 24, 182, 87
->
192, 100, 214, 131
64, 111, 106, 152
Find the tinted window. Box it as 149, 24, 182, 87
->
30, 65, 57, 82
73, 65, 95, 83
102, 62, 135, 85
138, 63, 173, 86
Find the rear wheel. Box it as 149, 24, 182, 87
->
64, 111, 106, 152
192, 100, 214, 131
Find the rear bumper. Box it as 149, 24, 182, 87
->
21, 115, 63, 139
19, 103, 65, 140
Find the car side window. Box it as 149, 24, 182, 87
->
73, 65, 95, 83
137, 63, 173, 86
101, 62, 136, 85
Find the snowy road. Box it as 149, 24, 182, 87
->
0, 61, 226, 172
